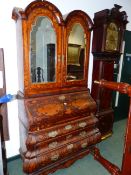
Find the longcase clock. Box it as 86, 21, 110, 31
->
91, 4, 128, 139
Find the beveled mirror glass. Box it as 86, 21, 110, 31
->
30, 16, 56, 83
66, 23, 86, 81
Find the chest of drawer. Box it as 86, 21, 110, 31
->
24, 128, 101, 174
31, 128, 100, 151
26, 115, 98, 149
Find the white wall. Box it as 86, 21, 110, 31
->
0, 0, 130, 158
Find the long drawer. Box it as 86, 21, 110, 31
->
26, 115, 98, 149
25, 128, 101, 158
23, 129, 101, 173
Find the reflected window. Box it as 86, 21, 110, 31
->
30, 16, 56, 83
67, 24, 86, 81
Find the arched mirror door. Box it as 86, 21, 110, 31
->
66, 23, 86, 81
12, 3, 92, 96
13, 1, 63, 96
30, 16, 56, 83
63, 10, 92, 87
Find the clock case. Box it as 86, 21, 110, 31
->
91, 4, 128, 138
92, 4, 128, 58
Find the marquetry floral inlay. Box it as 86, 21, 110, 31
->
59, 95, 66, 101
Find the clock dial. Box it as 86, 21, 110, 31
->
105, 22, 119, 51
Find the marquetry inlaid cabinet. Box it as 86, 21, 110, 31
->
12, 1, 101, 174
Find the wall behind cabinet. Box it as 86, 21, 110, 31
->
0, 0, 131, 158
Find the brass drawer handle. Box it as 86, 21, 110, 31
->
81, 142, 87, 148
79, 122, 87, 128
65, 125, 72, 130
51, 154, 59, 161
49, 141, 58, 149
48, 131, 58, 138
66, 134, 72, 139
67, 144, 73, 150
79, 131, 87, 137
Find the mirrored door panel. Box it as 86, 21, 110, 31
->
12, 2, 92, 96
30, 16, 56, 84
66, 23, 86, 81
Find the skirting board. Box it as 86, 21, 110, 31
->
7, 154, 20, 163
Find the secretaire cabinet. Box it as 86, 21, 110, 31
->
12, 1, 101, 174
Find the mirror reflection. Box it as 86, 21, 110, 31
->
30, 16, 56, 83
67, 23, 85, 81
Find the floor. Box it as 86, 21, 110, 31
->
7, 119, 127, 175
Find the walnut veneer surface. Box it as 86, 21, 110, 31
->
18, 91, 101, 174
12, 1, 101, 174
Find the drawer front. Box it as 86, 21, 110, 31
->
27, 124, 99, 151
25, 91, 96, 130
24, 130, 101, 173
26, 115, 98, 148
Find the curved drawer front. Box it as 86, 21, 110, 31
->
26, 126, 100, 151
24, 130, 101, 173
25, 91, 96, 130
26, 115, 98, 148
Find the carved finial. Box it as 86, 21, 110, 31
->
12, 7, 24, 21
114, 4, 122, 10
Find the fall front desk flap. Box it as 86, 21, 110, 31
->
23, 91, 97, 131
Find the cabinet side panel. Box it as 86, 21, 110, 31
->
19, 120, 28, 154
92, 27, 104, 53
